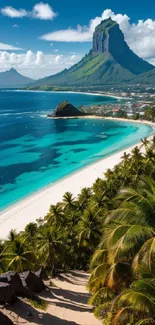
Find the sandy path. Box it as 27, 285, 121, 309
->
3, 271, 101, 325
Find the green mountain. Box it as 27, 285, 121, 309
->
28, 18, 154, 87
131, 68, 155, 84
30, 51, 136, 87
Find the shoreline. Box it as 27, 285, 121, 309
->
49, 90, 123, 100
47, 115, 105, 119
105, 117, 155, 128
14, 89, 123, 100
0, 118, 155, 239
47, 115, 155, 128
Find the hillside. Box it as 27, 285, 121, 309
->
131, 68, 155, 84
30, 51, 136, 87
0, 68, 34, 88
28, 18, 154, 87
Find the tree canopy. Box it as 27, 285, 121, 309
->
1, 137, 155, 324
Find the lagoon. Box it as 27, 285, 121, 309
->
0, 90, 153, 210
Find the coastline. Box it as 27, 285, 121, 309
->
105, 117, 155, 126
47, 115, 155, 127
47, 115, 105, 119
0, 117, 155, 239
49, 90, 123, 100
15, 89, 123, 100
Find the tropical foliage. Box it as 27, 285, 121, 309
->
0, 137, 155, 323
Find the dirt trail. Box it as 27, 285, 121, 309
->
2, 271, 102, 325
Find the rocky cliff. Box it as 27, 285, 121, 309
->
48, 101, 86, 117
92, 18, 117, 53
92, 18, 153, 75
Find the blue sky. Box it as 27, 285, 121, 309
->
1, 0, 155, 79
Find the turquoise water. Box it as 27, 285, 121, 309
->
0, 90, 154, 211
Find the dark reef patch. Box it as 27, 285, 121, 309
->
72, 148, 87, 153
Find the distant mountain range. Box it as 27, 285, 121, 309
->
0, 68, 34, 88
28, 18, 155, 87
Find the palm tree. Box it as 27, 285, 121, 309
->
77, 208, 101, 252
151, 135, 155, 149
0, 241, 5, 273
24, 222, 38, 238
131, 146, 143, 162
22, 222, 38, 253
133, 237, 155, 274
92, 191, 113, 210
63, 192, 76, 210
104, 169, 113, 180
145, 148, 155, 164
88, 177, 155, 323
141, 137, 150, 149
2, 238, 35, 272
121, 152, 130, 164
7, 229, 18, 242
107, 278, 155, 325
46, 203, 64, 226
36, 226, 64, 270
77, 187, 92, 211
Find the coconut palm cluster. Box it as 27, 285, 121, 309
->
0, 137, 155, 324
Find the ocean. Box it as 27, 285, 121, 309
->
0, 90, 153, 210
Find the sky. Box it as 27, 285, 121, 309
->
1, 0, 155, 79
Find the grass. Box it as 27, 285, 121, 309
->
70, 54, 105, 78
28, 297, 48, 311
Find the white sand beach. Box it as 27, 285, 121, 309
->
19, 89, 122, 100
49, 90, 123, 100
0, 118, 154, 240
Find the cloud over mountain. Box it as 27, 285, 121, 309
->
41, 8, 155, 62
0, 50, 81, 79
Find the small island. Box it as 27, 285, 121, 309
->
47, 100, 87, 118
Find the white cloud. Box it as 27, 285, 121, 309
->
35, 51, 44, 65
13, 24, 19, 28
0, 50, 81, 79
1, 6, 27, 18
71, 55, 76, 60
1, 2, 57, 20
41, 26, 91, 42
32, 2, 57, 20
54, 54, 63, 63
40, 8, 155, 61
0, 42, 23, 50
23, 50, 35, 66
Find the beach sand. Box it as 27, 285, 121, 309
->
0, 118, 154, 239
2, 271, 101, 325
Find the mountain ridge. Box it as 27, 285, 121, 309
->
28, 18, 154, 87
0, 68, 34, 88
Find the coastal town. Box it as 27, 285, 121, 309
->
77, 85, 155, 120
